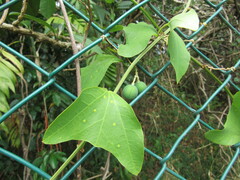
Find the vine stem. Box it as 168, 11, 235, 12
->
183, 0, 192, 13
50, 141, 86, 180
128, 0, 233, 100
129, 0, 159, 30
114, 35, 163, 93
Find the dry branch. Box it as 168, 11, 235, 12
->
0, 23, 71, 48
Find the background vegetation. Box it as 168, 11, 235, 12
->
0, 0, 239, 179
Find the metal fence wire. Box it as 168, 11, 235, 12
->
0, 0, 240, 179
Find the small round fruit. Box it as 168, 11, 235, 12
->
135, 81, 147, 93
122, 85, 138, 100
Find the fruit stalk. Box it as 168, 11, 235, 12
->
114, 35, 163, 94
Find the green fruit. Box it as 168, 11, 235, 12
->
135, 81, 147, 93
122, 85, 138, 100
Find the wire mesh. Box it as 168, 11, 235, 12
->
0, 0, 239, 179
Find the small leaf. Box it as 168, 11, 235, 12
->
0, 122, 9, 134
169, 9, 199, 31
118, 22, 157, 57
43, 87, 144, 175
39, 0, 56, 18
32, 157, 43, 167
55, 151, 67, 163
168, 30, 190, 83
109, 25, 123, 33
49, 154, 58, 169
205, 91, 240, 146
52, 93, 61, 106
81, 54, 121, 89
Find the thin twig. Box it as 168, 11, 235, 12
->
0, 0, 9, 25
0, 23, 72, 48
82, 0, 92, 46
19, 35, 32, 180
102, 152, 111, 180
12, 0, 28, 26
58, 0, 81, 95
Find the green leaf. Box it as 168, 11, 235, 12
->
49, 154, 58, 169
1, 50, 24, 74
39, 0, 56, 18
0, 63, 16, 91
52, 93, 61, 106
105, 0, 115, 3
92, 4, 110, 25
169, 9, 199, 31
0, 77, 11, 97
0, 56, 21, 75
118, 22, 157, 58
46, 16, 65, 36
0, 91, 10, 113
81, 54, 121, 89
32, 157, 43, 167
109, 25, 123, 33
9, 12, 56, 35
205, 91, 240, 146
0, 122, 9, 134
43, 87, 144, 175
55, 151, 67, 163
168, 30, 190, 83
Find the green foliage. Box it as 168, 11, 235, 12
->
117, 22, 157, 58
39, 0, 56, 18
100, 64, 118, 89
167, 8, 199, 83
169, 9, 199, 31
43, 87, 144, 175
9, 12, 56, 34
205, 91, 240, 145
0, 49, 24, 114
1, 0, 239, 179
105, 0, 115, 4
81, 54, 121, 89
32, 150, 67, 180
9, 0, 41, 16
0, 117, 21, 148
122, 84, 139, 100
46, 16, 65, 35
168, 30, 190, 83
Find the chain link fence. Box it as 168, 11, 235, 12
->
0, 0, 239, 179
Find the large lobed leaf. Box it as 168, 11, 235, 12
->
118, 22, 157, 58
205, 91, 240, 146
168, 30, 190, 83
43, 87, 144, 175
